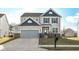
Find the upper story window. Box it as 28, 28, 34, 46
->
36, 18, 38, 21
52, 18, 58, 23
27, 20, 32, 23
49, 12, 53, 14
43, 18, 50, 23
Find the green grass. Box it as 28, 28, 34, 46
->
39, 37, 79, 45
39, 37, 79, 50
39, 38, 54, 45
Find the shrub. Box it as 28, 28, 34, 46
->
14, 33, 20, 39
39, 33, 44, 38
48, 33, 54, 38
9, 35, 13, 37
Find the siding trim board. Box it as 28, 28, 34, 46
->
40, 8, 61, 17
19, 18, 40, 26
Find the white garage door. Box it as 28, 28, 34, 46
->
21, 30, 39, 39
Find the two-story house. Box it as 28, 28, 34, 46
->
19, 8, 61, 38
0, 14, 9, 37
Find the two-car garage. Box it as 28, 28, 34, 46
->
19, 18, 40, 39
21, 30, 39, 39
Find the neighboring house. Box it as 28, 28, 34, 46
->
77, 23, 79, 37
19, 8, 61, 38
63, 28, 76, 37
10, 24, 20, 34
12, 25, 20, 34
0, 14, 9, 37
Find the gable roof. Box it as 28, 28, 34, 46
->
0, 14, 5, 17
64, 28, 75, 33
41, 8, 61, 17
21, 13, 43, 17
21, 9, 61, 17
19, 18, 40, 26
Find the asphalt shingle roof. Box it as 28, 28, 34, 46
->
0, 14, 4, 17
43, 9, 61, 17
21, 13, 43, 17
19, 18, 40, 26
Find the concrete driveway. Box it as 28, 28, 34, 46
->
0, 38, 47, 51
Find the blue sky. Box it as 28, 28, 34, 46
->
0, 8, 79, 31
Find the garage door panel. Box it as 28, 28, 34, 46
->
21, 30, 39, 39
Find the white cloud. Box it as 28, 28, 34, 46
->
66, 13, 79, 23
66, 16, 75, 23
6, 8, 35, 24
76, 13, 79, 15
63, 13, 79, 31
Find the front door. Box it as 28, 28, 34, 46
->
42, 27, 49, 33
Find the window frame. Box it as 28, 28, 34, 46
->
52, 28, 58, 33
43, 18, 50, 23
52, 18, 58, 23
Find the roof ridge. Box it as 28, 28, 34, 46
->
0, 14, 5, 17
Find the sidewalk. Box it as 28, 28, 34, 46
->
39, 45, 79, 47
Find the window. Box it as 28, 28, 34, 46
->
52, 18, 58, 23
42, 27, 49, 33
43, 18, 50, 23
27, 20, 32, 23
49, 12, 53, 14
36, 18, 38, 21
52, 28, 58, 33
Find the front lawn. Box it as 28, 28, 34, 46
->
39, 37, 79, 50
39, 38, 54, 45
0, 37, 14, 44
0, 33, 20, 44
39, 37, 79, 45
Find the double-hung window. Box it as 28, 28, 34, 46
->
43, 18, 50, 23
52, 28, 58, 33
52, 18, 58, 23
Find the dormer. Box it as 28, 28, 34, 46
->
40, 8, 61, 24
41, 8, 61, 17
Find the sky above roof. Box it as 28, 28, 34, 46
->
0, 8, 79, 31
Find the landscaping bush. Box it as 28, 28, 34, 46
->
9, 35, 13, 37
14, 33, 20, 39
39, 33, 61, 39
39, 33, 44, 38
48, 33, 55, 38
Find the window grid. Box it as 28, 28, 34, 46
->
52, 18, 58, 23
43, 18, 50, 23
52, 28, 58, 33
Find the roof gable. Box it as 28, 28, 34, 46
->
20, 18, 40, 26
42, 9, 61, 17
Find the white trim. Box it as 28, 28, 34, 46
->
40, 8, 61, 17
19, 17, 40, 26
